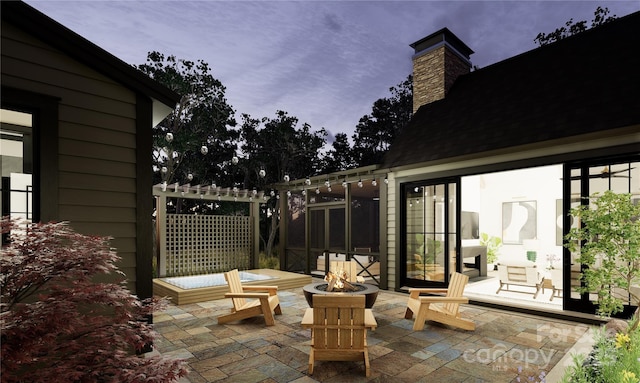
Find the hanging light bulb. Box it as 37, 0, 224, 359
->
231, 156, 239, 165
200, 145, 208, 155
342, 178, 348, 188
316, 187, 320, 194
270, 190, 275, 197
302, 189, 306, 196
287, 190, 292, 197
284, 174, 290, 182
165, 132, 173, 143
161, 166, 168, 174
259, 169, 266, 178
252, 188, 258, 196
372, 178, 377, 186
384, 175, 389, 184
327, 185, 332, 192
187, 173, 193, 181
161, 181, 167, 192
324, 179, 330, 187
212, 182, 217, 189
357, 178, 363, 188
305, 178, 311, 186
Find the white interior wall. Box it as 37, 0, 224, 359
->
461, 165, 564, 268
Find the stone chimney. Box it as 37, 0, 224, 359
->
410, 28, 474, 113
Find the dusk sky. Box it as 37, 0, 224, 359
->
26, 1, 640, 142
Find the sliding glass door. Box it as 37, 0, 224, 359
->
402, 178, 458, 287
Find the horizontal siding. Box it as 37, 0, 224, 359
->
59, 189, 136, 208
59, 122, 136, 149
59, 205, 136, 222
2, 23, 144, 293
386, 175, 397, 288
59, 137, 136, 163
58, 156, 136, 178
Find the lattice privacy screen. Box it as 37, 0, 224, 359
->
164, 214, 252, 276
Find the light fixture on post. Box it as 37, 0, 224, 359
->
372, 178, 377, 187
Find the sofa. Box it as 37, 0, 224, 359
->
496, 260, 545, 299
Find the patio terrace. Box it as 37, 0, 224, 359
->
152, 279, 597, 382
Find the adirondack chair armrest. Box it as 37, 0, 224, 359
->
417, 296, 469, 304
225, 292, 271, 299
408, 288, 449, 298
242, 285, 278, 294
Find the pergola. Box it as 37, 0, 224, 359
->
153, 182, 264, 277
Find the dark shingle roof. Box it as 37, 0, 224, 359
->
383, 11, 640, 169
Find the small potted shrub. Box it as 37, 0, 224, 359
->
480, 232, 502, 270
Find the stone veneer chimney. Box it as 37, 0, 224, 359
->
410, 28, 474, 113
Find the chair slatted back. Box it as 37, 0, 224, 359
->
329, 261, 358, 282
312, 295, 366, 350
444, 272, 469, 314
224, 269, 246, 309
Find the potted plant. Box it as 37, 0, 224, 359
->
565, 190, 640, 320
480, 232, 502, 270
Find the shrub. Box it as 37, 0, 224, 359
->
0, 218, 187, 383
561, 316, 640, 383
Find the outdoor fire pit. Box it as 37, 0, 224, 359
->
303, 282, 379, 308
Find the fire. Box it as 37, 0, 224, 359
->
324, 269, 360, 292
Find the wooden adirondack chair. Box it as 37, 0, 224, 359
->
404, 271, 475, 331
301, 295, 377, 377
217, 269, 282, 326
329, 260, 358, 282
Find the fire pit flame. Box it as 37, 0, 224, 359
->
324, 269, 360, 292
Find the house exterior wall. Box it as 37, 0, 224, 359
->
1, 23, 142, 293
385, 128, 640, 290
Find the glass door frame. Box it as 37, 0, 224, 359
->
308, 204, 347, 273
400, 177, 460, 288
563, 155, 640, 313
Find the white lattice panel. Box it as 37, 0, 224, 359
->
165, 214, 251, 276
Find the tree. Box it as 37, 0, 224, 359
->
137, 52, 239, 188
0, 218, 187, 383
321, 132, 355, 173
565, 191, 640, 319
351, 75, 413, 167
534, 6, 617, 46
239, 111, 327, 257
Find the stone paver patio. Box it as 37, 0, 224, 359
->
152, 280, 594, 382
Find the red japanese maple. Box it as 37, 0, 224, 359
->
0, 218, 187, 383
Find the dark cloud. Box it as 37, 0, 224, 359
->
25, 0, 640, 142
323, 13, 343, 32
